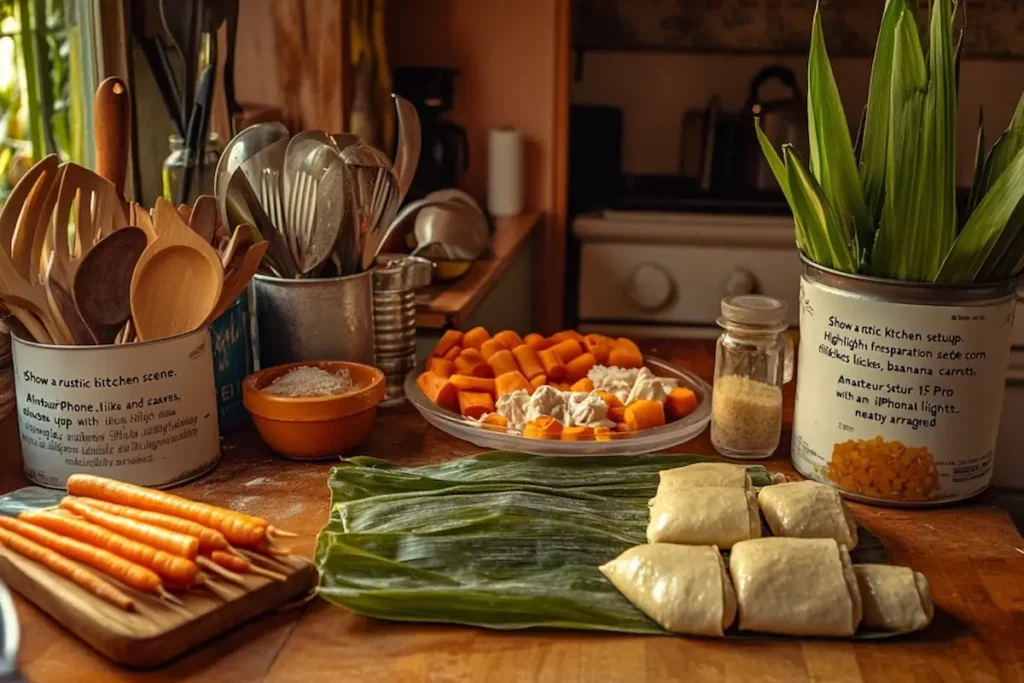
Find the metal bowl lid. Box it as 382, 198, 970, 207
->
721, 295, 786, 326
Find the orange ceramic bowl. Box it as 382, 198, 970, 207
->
242, 361, 386, 460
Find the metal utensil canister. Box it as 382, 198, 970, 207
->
252, 269, 375, 368
372, 254, 432, 404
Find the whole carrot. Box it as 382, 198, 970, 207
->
21, 511, 199, 586
67, 475, 268, 548
60, 500, 199, 559
65, 497, 229, 553
210, 550, 287, 582
0, 516, 163, 595
0, 527, 135, 610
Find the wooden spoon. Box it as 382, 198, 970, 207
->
204, 240, 268, 325
93, 77, 131, 197
219, 223, 256, 270
130, 198, 224, 340
130, 203, 158, 242
74, 228, 147, 345
2, 155, 59, 279
47, 165, 127, 344
189, 195, 219, 244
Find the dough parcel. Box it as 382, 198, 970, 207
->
854, 564, 933, 632
757, 480, 859, 548
729, 537, 862, 636
599, 544, 736, 636
658, 462, 752, 492
646, 486, 761, 548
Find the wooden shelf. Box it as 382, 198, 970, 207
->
416, 212, 541, 328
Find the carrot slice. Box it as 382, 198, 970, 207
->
594, 426, 613, 441
495, 371, 532, 397
458, 391, 495, 419
417, 372, 460, 411
608, 338, 643, 368
625, 399, 666, 431
462, 326, 491, 350
666, 387, 698, 419
66, 497, 229, 553
449, 374, 497, 396
479, 338, 505, 360
549, 330, 585, 344
487, 349, 519, 377
607, 406, 626, 423
512, 344, 545, 379
561, 426, 594, 441
66, 474, 270, 548
530, 374, 547, 390
549, 339, 584, 364
523, 416, 562, 439
0, 527, 135, 610
443, 345, 462, 361
21, 510, 199, 586
523, 333, 552, 351
426, 357, 456, 378
597, 390, 623, 409
454, 348, 493, 378
564, 352, 596, 383
431, 330, 463, 357
59, 500, 200, 559
584, 335, 612, 365
480, 414, 509, 429
493, 330, 524, 350
538, 348, 566, 381
570, 377, 594, 393
0, 516, 163, 594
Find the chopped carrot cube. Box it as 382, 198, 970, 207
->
530, 374, 547, 390
666, 387, 698, 419
431, 330, 463, 357
416, 372, 459, 411
480, 338, 506, 360
487, 349, 519, 377
561, 426, 594, 441
594, 426, 613, 441
538, 348, 566, 381
443, 345, 462, 361
549, 330, 585, 344
458, 391, 495, 419
450, 375, 496, 395
608, 338, 643, 368
480, 414, 509, 429
597, 390, 623, 409
495, 371, 532, 397
624, 399, 666, 431
524, 333, 552, 351
583, 335, 612, 365
512, 345, 545, 379
454, 349, 493, 378
570, 377, 595, 393
493, 330, 525, 350
549, 339, 584, 363
607, 406, 626, 423
462, 326, 491, 350
564, 353, 596, 383
426, 357, 455, 378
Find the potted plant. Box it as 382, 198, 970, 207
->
757, 0, 1024, 505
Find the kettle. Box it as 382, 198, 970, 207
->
739, 66, 809, 191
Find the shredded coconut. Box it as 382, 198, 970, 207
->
263, 366, 355, 397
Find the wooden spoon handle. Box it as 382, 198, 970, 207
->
94, 77, 131, 195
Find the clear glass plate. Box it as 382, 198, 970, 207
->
404, 356, 712, 455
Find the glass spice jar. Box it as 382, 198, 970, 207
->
711, 295, 792, 459
162, 132, 223, 205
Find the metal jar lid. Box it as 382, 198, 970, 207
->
720, 295, 787, 327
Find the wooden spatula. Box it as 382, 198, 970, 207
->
130, 198, 224, 340
74, 227, 147, 344
204, 240, 268, 325
2, 155, 59, 279
189, 195, 218, 244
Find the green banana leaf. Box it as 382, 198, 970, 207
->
316, 453, 893, 638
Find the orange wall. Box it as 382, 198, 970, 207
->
386, 0, 561, 212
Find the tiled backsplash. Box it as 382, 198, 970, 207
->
573, 0, 1024, 59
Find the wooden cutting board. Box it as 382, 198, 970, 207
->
0, 545, 316, 668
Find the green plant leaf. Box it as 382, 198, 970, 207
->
754, 118, 814, 260
859, 0, 906, 226
936, 144, 1024, 282
977, 95, 1024, 198
807, 4, 873, 253
967, 108, 986, 215
784, 144, 858, 273
987, 200, 1024, 279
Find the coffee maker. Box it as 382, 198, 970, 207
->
393, 67, 469, 202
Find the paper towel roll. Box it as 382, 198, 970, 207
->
487, 127, 524, 217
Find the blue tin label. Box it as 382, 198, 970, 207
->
209, 295, 252, 432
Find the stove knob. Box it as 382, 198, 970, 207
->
626, 263, 674, 312
722, 268, 758, 296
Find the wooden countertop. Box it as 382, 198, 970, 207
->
5, 340, 1024, 682
415, 212, 540, 328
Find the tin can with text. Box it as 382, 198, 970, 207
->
792, 258, 1019, 506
